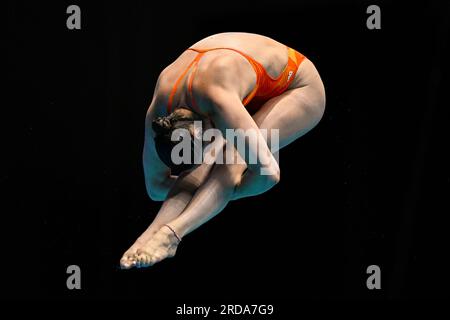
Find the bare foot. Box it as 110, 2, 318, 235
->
120, 230, 157, 269
134, 226, 181, 268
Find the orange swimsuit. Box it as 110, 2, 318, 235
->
167, 46, 306, 114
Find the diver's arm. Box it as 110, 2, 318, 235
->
206, 87, 280, 199
143, 133, 228, 201
143, 123, 177, 201
142, 95, 180, 201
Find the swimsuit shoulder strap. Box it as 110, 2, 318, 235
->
187, 56, 202, 113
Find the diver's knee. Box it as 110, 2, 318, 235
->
216, 164, 246, 188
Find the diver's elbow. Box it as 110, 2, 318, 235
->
269, 169, 281, 186
146, 181, 166, 202
262, 165, 280, 189
148, 190, 165, 202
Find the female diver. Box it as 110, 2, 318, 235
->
120, 32, 325, 269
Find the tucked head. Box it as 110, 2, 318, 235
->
152, 107, 207, 173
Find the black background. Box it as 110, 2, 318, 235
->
5, 0, 450, 302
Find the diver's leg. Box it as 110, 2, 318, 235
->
251, 59, 325, 151
120, 162, 213, 269
134, 151, 246, 267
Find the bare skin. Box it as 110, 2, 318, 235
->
120, 32, 325, 269
120, 161, 215, 268
121, 138, 221, 269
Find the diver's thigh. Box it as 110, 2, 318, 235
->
252, 85, 325, 150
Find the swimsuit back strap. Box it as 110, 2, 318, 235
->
167, 52, 204, 114
187, 47, 263, 71
187, 58, 202, 113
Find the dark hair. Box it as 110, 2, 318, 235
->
152, 108, 203, 174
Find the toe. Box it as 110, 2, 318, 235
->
135, 251, 150, 268
140, 253, 152, 267
122, 250, 139, 263
120, 256, 132, 269
135, 255, 143, 268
